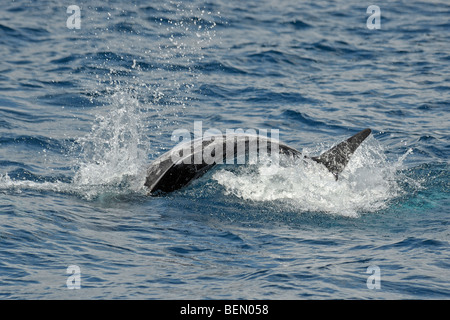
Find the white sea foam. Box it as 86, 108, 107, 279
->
212, 136, 406, 217
0, 173, 71, 194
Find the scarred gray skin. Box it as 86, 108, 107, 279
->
144, 129, 372, 194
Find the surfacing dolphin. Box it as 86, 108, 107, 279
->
144, 128, 372, 194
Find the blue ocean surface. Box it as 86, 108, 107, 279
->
0, 0, 449, 299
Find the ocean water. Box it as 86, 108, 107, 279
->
0, 0, 449, 299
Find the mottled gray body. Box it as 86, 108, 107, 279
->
145, 129, 371, 194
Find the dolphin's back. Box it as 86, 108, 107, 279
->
145, 129, 372, 194
145, 134, 300, 193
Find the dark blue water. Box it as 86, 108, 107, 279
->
0, 0, 449, 299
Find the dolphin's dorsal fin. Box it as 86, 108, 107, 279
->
311, 128, 372, 180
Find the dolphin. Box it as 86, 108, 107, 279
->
144, 128, 372, 194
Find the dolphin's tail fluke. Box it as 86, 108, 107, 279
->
311, 128, 372, 180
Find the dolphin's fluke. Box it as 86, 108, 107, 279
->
311, 128, 372, 180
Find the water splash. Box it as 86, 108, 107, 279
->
0, 89, 150, 200
66, 4, 220, 200
70, 90, 149, 199
212, 136, 412, 217
0, 3, 220, 201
